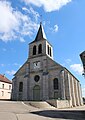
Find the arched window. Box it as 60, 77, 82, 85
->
19, 82, 23, 92
48, 45, 49, 55
53, 78, 58, 90
38, 44, 42, 54
50, 47, 52, 57
33, 45, 36, 55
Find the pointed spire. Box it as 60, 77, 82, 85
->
35, 22, 47, 41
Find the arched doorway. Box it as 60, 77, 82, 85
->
33, 85, 40, 101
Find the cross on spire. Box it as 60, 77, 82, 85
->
40, 15, 42, 24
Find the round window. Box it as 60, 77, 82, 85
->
34, 75, 40, 82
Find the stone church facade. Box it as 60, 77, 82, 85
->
12, 23, 83, 107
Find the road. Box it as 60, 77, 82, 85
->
0, 101, 85, 120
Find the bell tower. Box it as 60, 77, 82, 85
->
29, 22, 53, 59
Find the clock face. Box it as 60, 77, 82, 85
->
33, 61, 40, 69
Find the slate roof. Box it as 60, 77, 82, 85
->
30, 22, 47, 44
80, 51, 85, 58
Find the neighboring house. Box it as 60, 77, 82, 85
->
0, 74, 12, 100
12, 23, 83, 107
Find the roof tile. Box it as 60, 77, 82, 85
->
0, 74, 12, 84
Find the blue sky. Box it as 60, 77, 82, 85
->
0, 0, 85, 96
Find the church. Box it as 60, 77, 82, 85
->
12, 23, 83, 107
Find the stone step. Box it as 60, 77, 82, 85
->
24, 101, 55, 109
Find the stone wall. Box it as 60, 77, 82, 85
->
47, 99, 70, 108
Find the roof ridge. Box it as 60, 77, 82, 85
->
0, 74, 12, 84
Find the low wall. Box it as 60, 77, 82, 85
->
47, 99, 71, 108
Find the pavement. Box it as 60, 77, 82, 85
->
0, 101, 85, 120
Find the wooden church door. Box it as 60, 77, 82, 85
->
33, 85, 40, 101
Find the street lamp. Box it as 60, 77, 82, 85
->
80, 51, 85, 78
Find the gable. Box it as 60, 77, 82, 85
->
14, 61, 28, 77
47, 56, 63, 70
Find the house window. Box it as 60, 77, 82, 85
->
19, 82, 23, 92
38, 44, 42, 54
2, 91, 4, 96
9, 85, 11, 90
33, 45, 36, 55
2, 84, 4, 89
53, 78, 58, 90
